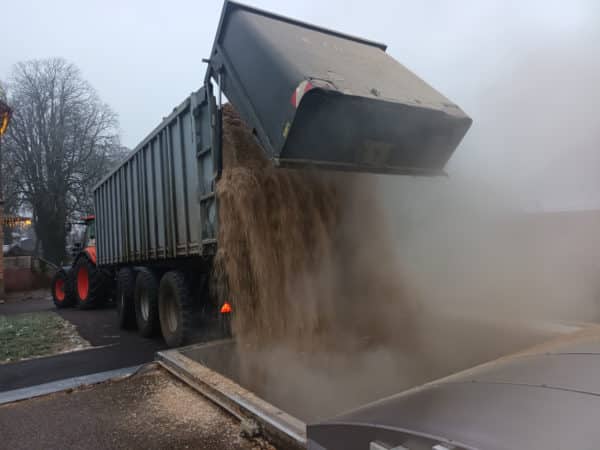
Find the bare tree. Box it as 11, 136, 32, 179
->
0, 82, 9, 251
0, 81, 19, 220
3, 58, 121, 264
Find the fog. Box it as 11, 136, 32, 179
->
378, 14, 600, 324
449, 20, 600, 210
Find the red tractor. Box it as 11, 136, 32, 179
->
51, 216, 111, 310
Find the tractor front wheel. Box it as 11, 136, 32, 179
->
74, 256, 107, 309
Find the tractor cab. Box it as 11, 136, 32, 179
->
82, 215, 96, 248
70, 215, 96, 258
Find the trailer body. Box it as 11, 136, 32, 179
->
94, 87, 219, 266
208, 2, 471, 176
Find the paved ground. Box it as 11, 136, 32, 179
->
0, 295, 166, 392
0, 366, 269, 450
0, 290, 54, 315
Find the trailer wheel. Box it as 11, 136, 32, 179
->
51, 269, 76, 308
116, 268, 136, 329
159, 271, 193, 348
134, 269, 160, 337
74, 256, 106, 309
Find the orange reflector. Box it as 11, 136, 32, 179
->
220, 302, 232, 314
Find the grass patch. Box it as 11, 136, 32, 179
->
0, 312, 90, 364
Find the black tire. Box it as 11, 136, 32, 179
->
66, 268, 76, 304
134, 269, 160, 337
51, 269, 76, 308
74, 255, 107, 310
219, 310, 232, 338
116, 268, 137, 329
159, 271, 193, 348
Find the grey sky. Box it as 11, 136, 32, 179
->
2, 0, 599, 210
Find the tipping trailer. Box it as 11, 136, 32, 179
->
52, 0, 471, 347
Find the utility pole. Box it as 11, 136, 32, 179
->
0, 99, 13, 299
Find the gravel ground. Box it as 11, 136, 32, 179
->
0, 366, 275, 450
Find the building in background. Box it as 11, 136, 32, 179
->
2, 216, 36, 256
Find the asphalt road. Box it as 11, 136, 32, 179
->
0, 291, 54, 315
0, 297, 166, 392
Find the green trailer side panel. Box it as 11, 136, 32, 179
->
93, 88, 218, 266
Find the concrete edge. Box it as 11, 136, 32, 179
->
0, 364, 145, 406
157, 347, 307, 450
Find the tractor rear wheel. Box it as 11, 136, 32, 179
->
74, 256, 107, 309
134, 269, 160, 337
116, 268, 136, 329
51, 269, 76, 308
159, 271, 193, 348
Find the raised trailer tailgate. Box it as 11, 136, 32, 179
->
208, 1, 472, 175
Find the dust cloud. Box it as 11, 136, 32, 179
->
380, 176, 600, 324
382, 14, 600, 326
213, 106, 567, 422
